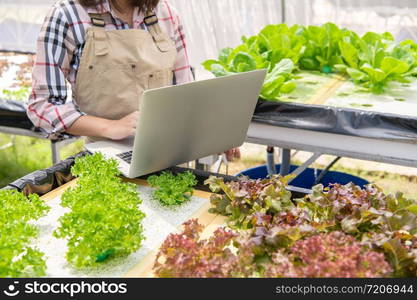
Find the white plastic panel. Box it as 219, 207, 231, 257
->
1, 1, 416, 64
284, 0, 417, 41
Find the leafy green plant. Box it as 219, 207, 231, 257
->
148, 171, 197, 206
202, 24, 299, 100
0, 190, 50, 277
154, 175, 417, 278
248, 24, 305, 67
299, 23, 346, 73
204, 176, 417, 277
259, 59, 296, 100
54, 153, 145, 268
204, 22, 417, 97
153, 219, 392, 278
264, 231, 392, 278
205, 175, 293, 229
153, 219, 242, 278
336, 31, 416, 93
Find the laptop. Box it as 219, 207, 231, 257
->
85, 69, 267, 178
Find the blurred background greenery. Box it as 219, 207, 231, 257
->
0, 134, 84, 187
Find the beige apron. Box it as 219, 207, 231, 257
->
75, 11, 177, 132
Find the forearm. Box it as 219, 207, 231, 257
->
66, 115, 113, 139
28, 3, 80, 138
66, 111, 138, 140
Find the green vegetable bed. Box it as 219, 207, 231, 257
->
0, 154, 210, 278
153, 176, 417, 278
3, 155, 417, 278
203, 22, 417, 119
0, 190, 49, 277
325, 77, 417, 116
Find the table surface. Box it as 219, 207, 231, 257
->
40, 178, 226, 278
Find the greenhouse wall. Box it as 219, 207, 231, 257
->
1, 0, 417, 65
285, 0, 417, 41
0, 0, 283, 66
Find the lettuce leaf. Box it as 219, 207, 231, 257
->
203, 22, 417, 98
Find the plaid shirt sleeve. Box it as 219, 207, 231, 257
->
28, 1, 192, 139
164, 1, 194, 84
27, 4, 84, 139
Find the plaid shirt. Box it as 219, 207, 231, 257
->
28, 0, 193, 138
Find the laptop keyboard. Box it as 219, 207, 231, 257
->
116, 151, 133, 164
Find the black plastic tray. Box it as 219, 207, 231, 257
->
0, 98, 34, 130
3, 95, 416, 142
2, 151, 309, 198
254, 99, 417, 143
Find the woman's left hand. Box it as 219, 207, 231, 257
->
225, 148, 241, 162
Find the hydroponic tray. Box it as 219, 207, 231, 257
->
253, 73, 417, 143
0, 53, 63, 135
0, 98, 33, 129
34, 178, 225, 278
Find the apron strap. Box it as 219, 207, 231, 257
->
88, 13, 110, 56
87, 11, 171, 55
143, 11, 171, 52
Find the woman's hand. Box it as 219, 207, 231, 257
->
66, 111, 138, 140
225, 148, 241, 162
104, 111, 138, 140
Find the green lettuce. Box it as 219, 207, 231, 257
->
0, 190, 50, 277
299, 23, 346, 73
336, 31, 415, 93
54, 153, 145, 268
204, 22, 417, 98
202, 24, 300, 100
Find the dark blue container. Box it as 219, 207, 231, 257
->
236, 164, 369, 189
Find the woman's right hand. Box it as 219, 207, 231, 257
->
104, 111, 139, 140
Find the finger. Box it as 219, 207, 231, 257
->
225, 150, 233, 162
232, 149, 240, 160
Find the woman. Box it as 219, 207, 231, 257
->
28, 0, 240, 160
